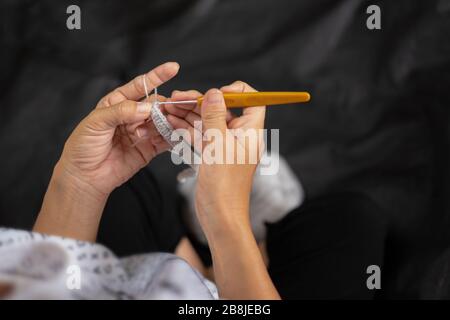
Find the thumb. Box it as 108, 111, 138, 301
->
88, 100, 152, 131
201, 89, 227, 132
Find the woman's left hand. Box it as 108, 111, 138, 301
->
59, 62, 179, 197
34, 62, 179, 241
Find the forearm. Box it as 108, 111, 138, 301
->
33, 161, 107, 242
206, 214, 280, 300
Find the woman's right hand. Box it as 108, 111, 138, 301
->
167, 81, 266, 239
167, 82, 279, 299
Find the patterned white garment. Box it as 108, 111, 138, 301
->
180, 152, 304, 244
0, 228, 218, 300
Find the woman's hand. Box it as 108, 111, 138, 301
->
34, 62, 179, 241
167, 82, 280, 299
60, 62, 178, 197
167, 81, 265, 236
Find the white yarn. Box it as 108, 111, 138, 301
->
143, 76, 199, 180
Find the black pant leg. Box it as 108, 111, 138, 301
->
266, 192, 387, 299
96, 168, 185, 257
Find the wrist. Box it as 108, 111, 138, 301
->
33, 161, 109, 241
54, 159, 109, 201
198, 203, 252, 244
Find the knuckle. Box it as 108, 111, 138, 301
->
98, 94, 116, 108
105, 95, 115, 106
232, 80, 256, 92
85, 109, 103, 129
154, 67, 169, 83
115, 100, 132, 121
87, 109, 98, 123
233, 80, 245, 86
202, 108, 225, 122
134, 75, 146, 95
111, 89, 126, 102
101, 90, 125, 108
148, 70, 165, 87
206, 88, 219, 95
98, 97, 110, 108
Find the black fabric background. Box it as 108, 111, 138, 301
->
0, 0, 449, 298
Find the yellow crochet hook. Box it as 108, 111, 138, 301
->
162, 92, 311, 108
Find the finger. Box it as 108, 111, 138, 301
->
146, 93, 168, 103
89, 100, 152, 131
226, 110, 237, 123
133, 121, 165, 142
168, 90, 234, 125
150, 134, 165, 145
153, 139, 171, 154
168, 105, 234, 130
98, 62, 180, 108
149, 94, 168, 116
167, 114, 193, 134
184, 111, 202, 127
171, 90, 203, 104
132, 122, 171, 154
164, 90, 202, 118
201, 89, 227, 133
130, 134, 157, 162
167, 114, 197, 137
146, 121, 173, 149
133, 122, 152, 140
127, 120, 146, 134
131, 122, 169, 150
167, 114, 202, 153
165, 108, 202, 128
164, 102, 193, 118
220, 80, 255, 93
125, 93, 166, 132
221, 81, 265, 123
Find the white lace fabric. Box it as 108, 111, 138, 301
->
0, 228, 217, 300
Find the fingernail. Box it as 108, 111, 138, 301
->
137, 102, 152, 113
136, 127, 150, 138
206, 89, 223, 104
167, 62, 180, 71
